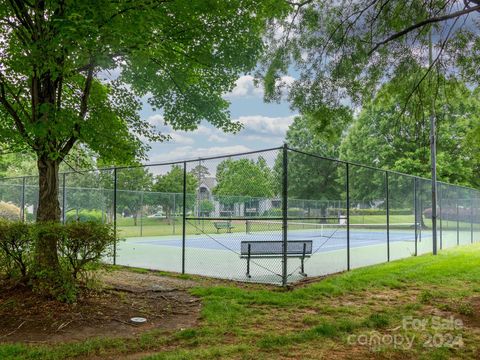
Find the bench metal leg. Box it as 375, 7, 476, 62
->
299, 243, 307, 277
246, 244, 252, 278
299, 257, 307, 277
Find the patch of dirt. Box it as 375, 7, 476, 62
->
0, 271, 201, 344
456, 296, 480, 329
99, 269, 199, 292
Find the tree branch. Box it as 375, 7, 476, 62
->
0, 81, 33, 149
369, 3, 480, 55
59, 65, 94, 160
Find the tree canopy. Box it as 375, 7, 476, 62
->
0, 0, 286, 222
0, 0, 287, 281
152, 165, 198, 217
340, 74, 480, 189
260, 1, 480, 133
274, 115, 348, 204
213, 157, 274, 204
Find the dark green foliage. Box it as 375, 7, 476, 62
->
273, 116, 348, 205
0, 220, 32, 278
328, 208, 412, 216
0, 221, 115, 301
65, 210, 104, 223
59, 222, 115, 280
152, 165, 198, 218
198, 200, 215, 216
340, 73, 480, 189
214, 157, 274, 204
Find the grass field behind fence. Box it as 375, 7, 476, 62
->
115, 214, 476, 238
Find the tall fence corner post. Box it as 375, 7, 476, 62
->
346, 163, 350, 271
113, 168, 117, 265
182, 161, 187, 275
386, 171, 390, 262
414, 177, 418, 257
282, 144, 288, 287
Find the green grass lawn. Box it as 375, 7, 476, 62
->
2, 244, 480, 359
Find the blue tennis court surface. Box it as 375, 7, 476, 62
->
130, 227, 429, 253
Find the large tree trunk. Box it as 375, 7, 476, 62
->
35, 156, 61, 272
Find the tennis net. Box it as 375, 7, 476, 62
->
245, 219, 417, 240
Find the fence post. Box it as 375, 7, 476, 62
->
414, 178, 418, 256
62, 173, 66, 224
140, 190, 144, 237
182, 162, 187, 274
173, 193, 176, 235
346, 163, 350, 271
385, 171, 390, 262
21, 177, 26, 222
113, 168, 117, 265
471, 195, 474, 244
282, 144, 288, 286
439, 184, 442, 250
456, 200, 459, 246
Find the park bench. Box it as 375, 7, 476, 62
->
240, 240, 313, 278
213, 220, 235, 233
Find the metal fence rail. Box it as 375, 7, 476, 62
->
0, 145, 479, 285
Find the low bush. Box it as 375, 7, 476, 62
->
262, 207, 306, 217
65, 209, 104, 223
328, 208, 412, 216
263, 208, 282, 217
60, 222, 115, 279
0, 220, 115, 301
0, 220, 32, 279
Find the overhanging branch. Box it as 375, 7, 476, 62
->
369, 3, 480, 55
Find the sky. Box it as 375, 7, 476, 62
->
139, 75, 297, 164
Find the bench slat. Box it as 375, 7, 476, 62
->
240, 240, 313, 256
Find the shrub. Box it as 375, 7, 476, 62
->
199, 200, 215, 215
328, 208, 412, 216
262, 207, 306, 217
287, 207, 306, 217
262, 208, 282, 217
0, 220, 115, 301
0, 220, 32, 279
65, 209, 104, 223
59, 222, 115, 280
0, 201, 21, 221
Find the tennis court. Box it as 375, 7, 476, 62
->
114, 219, 450, 283
1, 145, 479, 285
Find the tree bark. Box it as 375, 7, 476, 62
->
35, 156, 61, 272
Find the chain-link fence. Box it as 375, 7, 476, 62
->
0, 145, 479, 285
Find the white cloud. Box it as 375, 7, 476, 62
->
236, 115, 296, 137
147, 114, 165, 127
208, 134, 228, 143
150, 145, 252, 163
169, 133, 194, 145
225, 75, 263, 98
146, 114, 196, 145
225, 75, 295, 99
195, 125, 215, 136
277, 75, 295, 87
